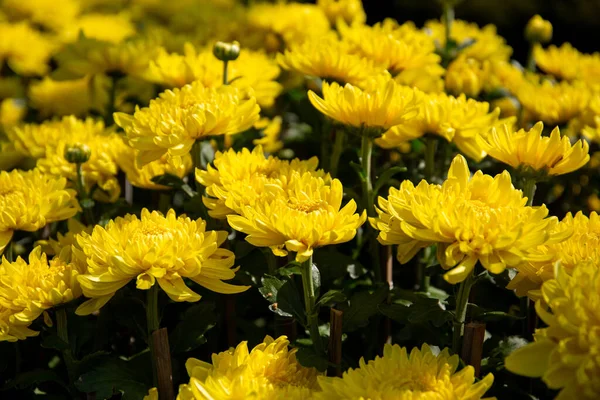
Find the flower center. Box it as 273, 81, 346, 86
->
141, 225, 170, 237
287, 199, 327, 213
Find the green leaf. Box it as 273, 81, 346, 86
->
277, 280, 305, 324
316, 290, 347, 308
80, 198, 95, 209
199, 141, 215, 169
259, 275, 285, 304
295, 347, 328, 372
150, 173, 184, 188
350, 161, 365, 181
41, 334, 69, 351
470, 304, 524, 322
313, 250, 365, 284
379, 303, 410, 323
75, 357, 150, 400
389, 289, 452, 327
3, 369, 67, 391
170, 302, 217, 353
311, 263, 321, 298
374, 166, 407, 195
342, 285, 389, 332
277, 262, 303, 277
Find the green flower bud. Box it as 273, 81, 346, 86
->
213, 41, 241, 62
64, 143, 91, 164
525, 15, 552, 44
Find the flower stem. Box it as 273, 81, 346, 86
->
223, 60, 229, 85
522, 177, 537, 206
452, 271, 475, 354
329, 130, 345, 178
105, 75, 118, 126
301, 256, 324, 355
424, 137, 438, 182
56, 308, 76, 391
442, 2, 455, 53
5, 240, 14, 262
360, 135, 382, 282
526, 43, 536, 72
75, 163, 95, 225
146, 284, 160, 386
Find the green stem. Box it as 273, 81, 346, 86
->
424, 137, 438, 182
526, 43, 536, 72
158, 192, 171, 214
360, 136, 374, 217
76, 163, 95, 225
223, 61, 229, 85
56, 308, 76, 391
522, 178, 537, 206
146, 284, 160, 386
442, 2, 455, 52
301, 256, 324, 355
452, 271, 475, 354
106, 76, 118, 126
263, 249, 277, 275
191, 140, 203, 194
5, 240, 14, 262
329, 130, 345, 178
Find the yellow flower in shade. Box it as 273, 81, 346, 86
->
60, 13, 136, 44
316, 344, 494, 400
115, 140, 193, 190
0, 22, 56, 76
0, 247, 82, 342
515, 78, 590, 126
115, 82, 260, 167
479, 122, 590, 177
74, 209, 249, 315
0, 98, 26, 130
228, 173, 366, 262
277, 35, 385, 88
143, 388, 158, 400
0, 76, 25, 99
308, 79, 418, 136
2, 0, 80, 32
317, 0, 366, 25
424, 19, 512, 62
483, 60, 525, 94
28, 76, 108, 118
0, 140, 24, 171
54, 36, 159, 79
505, 262, 600, 400
445, 56, 490, 98
507, 211, 597, 299
0, 169, 79, 254
146, 44, 282, 107
533, 43, 581, 82
338, 20, 444, 92
376, 92, 504, 162
36, 218, 91, 262
253, 117, 284, 154
177, 335, 319, 400
196, 146, 328, 219
246, 3, 330, 47
371, 155, 569, 283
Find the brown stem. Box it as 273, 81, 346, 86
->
461, 322, 486, 377
328, 308, 343, 377
152, 328, 174, 400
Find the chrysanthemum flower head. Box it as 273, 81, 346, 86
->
505, 262, 600, 399
37, 218, 91, 263
146, 43, 282, 107
277, 35, 386, 88
228, 173, 366, 262
0, 98, 26, 130
0, 169, 79, 254
479, 122, 589, 177
178, 335, 319, 399
60, 13, 136, 44
0, 22, 56, 76
316, 343, 494, 400
445, 56, 491, 98
2, 0, 80, 32
115, 82, 260, 167
308, 78, 419, 136
534, 43, 582, 82
74, 209, 249, 315
196, 146, 328, 219
507, 211, 597, 298
253, 117, 284, 154
372, 155, 569, 283
317, 0, 366, 25
0, 247, 82, 338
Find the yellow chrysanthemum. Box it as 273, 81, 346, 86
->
246, 3, 330, 47
253, 117, 283, 154
196, 146, 328, 219
0, 140, 24, 171
371, 155, 569, 283
338, 20, 444, 92
277, 35, 385, 88
376, 92, 503, 161
0, 169, 79, 254
316, 0, 366, 25
54, 36, 159, 79
0, 22, 56, 76
515, 78, 589, 126
28, 76, 108, 118
74, 209, 249, 315
534, 43, 581, 81
115, 82, 260, 168
2, 0, 80, 32
425, 19, 512, 62
0, 98, 26, 130
228, 173, 366, 262
316, 343, 494, 400
483, 60, 525, 94
308, 79, 418, 135
146, 43, 282, 107
507, 211, 598, 298
445, 56, 491, 98
505, 262, 600, 399
177, 335, 319, 400
60, 13, 136, 44
37, 218, 91, 262
115, 141, 193, 190
480, 122, 589, 177
0, 246, 82, 343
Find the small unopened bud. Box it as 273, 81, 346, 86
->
213, 41, 240, 62
525, 15, 552, 44
64, 143, 91, 164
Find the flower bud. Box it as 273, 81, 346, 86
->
64, 143, 91, 164
525, 15, 552, 44
213, 41, 241, 62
